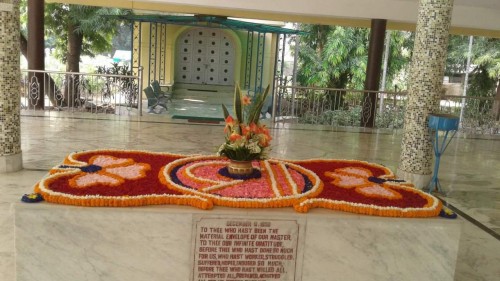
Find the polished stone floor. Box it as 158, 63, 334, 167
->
0, 113, 499, 280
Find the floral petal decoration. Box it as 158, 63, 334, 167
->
31, 150, 442, 218
291, 159, 441, 217
70, 172, 124, 188
35, 150, 212, 209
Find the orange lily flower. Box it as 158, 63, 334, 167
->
242, 95, 251, 106
257, 125, 272, 140
224, 116, 235, 133
229, 132, 243, 142
241, 125, 251, 138
249, 123, 258, 133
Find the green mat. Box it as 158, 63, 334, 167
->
171, 114, 224, 123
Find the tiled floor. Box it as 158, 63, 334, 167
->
0, 113, 499, 280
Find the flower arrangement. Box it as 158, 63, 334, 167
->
217, 84, 272, 161
32, 149, 443, 217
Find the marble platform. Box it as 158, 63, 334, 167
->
15, 203, 461, 281
0, 114, 498, 280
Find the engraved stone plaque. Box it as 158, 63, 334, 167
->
192, 217, 301, 281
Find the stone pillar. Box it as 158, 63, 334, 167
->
397, 0, 454, 188
0, 0, 23, 173
361, 19, 386, 128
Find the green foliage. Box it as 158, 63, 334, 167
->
247, 85, 271, 124
467, 66, 497, 97
299, 107, 362, 127
298, 105, 405, 129
19, 0, 27, 35
446, 35, 500, 97
223, 84, 270, 126
296, 25, 367, 89
386, 31, 414, 91
96, 63, 138, 104
219, 85, 272, 161
233, 84, 243, 126
44, 4, 130, 62
375, 105, 406, 129
112, 24, 132, 52
295, 24, 413, 91
445, 35, 471, 75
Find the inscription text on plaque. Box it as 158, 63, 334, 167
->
192, 218, 300, 281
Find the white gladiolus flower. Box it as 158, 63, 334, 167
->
246, 141, 261, 154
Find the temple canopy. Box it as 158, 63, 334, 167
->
123, 13, 300, 96
114, 14, 305, 35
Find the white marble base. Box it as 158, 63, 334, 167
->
14, 204, 462, 281
396, 168, 432, 189
303, 212, 461, 281
0, 252, 15, 281
0, 152, 23, 173
0, 203, 15, 281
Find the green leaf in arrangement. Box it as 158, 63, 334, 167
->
234, 84, 243, 124
218, 83, 272, 161
248, 85, 270, 124
222, 104, 230, 120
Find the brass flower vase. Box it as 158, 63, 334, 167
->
227, 160, 254, 176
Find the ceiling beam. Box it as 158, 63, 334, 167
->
46, 0, 500, 38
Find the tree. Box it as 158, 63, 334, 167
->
293, 23, 413, 126
111, 24, 133, 54
445, 36, 499, 97
296, 24, 413, 91
296, 25, 368, 90
20, 3, 131, 106
445, 35, 500, 120
45, 4, 130, 73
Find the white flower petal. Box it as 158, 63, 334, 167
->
91, 155, 130, 167
336, 174, 366, 188
105, 164, 149, 180
73, 173, 122, 188
337, 167, 372, 177
357, 185, 400, 199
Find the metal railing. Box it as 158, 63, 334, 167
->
273, 86, 407, 129
273, 85, 500, 135
440, 95, 500, 135
20, 68, 143, 115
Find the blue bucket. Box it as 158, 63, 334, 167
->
428, 113, 459, 131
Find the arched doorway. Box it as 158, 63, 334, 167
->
175, 27, 235, 86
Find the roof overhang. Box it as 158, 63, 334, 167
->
47, 0, 500, 38
114, 14, 304, 34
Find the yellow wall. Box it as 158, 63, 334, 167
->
238, 32, 275, 93
138, 23, 276, 95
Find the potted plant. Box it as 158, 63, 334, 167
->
217, 84, 272, 175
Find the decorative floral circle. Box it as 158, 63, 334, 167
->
160, 155, 323, 208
